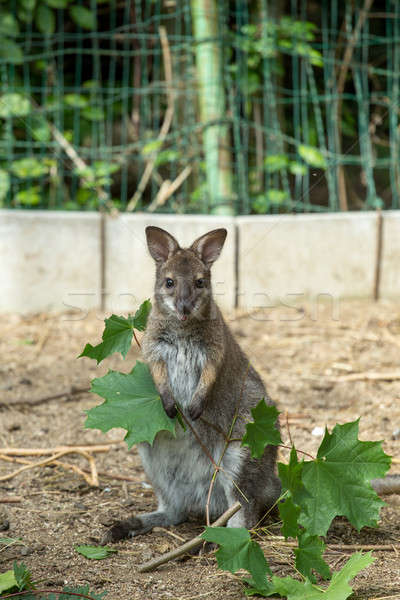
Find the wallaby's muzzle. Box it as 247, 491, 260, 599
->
176, 281, 194, 320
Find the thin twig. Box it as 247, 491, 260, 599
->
335, 0, 374, 210
132, 330, 141, 349
148, 165, 192, 212
205, 362, 251, 526
324, 371, 400, 383
49, 120, 117, 214
81, 468, 141, 483
34, 326, 51, 357
2, 386, 90, 409
285, 410, 293, 448
279, 445, 316, 460
0, 454, 97, 486
177, 410, 219, 471
0, 496, 22, 503
138, 501, 241, 573
0, 449, 100, 486
267, 539, 400, 552
126, 26, 175, 211
0, 445, 114, 456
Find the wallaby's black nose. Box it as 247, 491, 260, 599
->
176, 299, 191, 316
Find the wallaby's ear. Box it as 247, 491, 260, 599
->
146, 226, 179, 263
191, 228, 227, 267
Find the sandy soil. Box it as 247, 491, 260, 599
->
0, 299, 399, 599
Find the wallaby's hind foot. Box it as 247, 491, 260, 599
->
101, 510, 181, 544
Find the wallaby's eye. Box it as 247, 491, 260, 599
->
196, 278, 205, 288
165, 278, 174, 288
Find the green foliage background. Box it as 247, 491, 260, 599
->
0, 0, 399, 213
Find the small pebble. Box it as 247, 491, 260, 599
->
311, 426, 324, 437
0, 508, 9, 531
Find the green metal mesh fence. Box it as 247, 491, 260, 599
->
0, 0, 399, 214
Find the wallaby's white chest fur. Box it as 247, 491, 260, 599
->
158, 336, 206, 408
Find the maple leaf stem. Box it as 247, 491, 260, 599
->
176, 408, 219, 471
132, 330, 141, 349
279, 444, 316, 460
285, 410, 294, 448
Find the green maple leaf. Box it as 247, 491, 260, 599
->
79, 300, 151, 364
278, 448, 310, 540
278, 447, 308, 501
271, 551, 374, 600
0, 569, 17, 593
202, 527, 271, 590
85, 361, 176, 447
294, 532, 330, 582
279, 497, 300, 539
299, 420, 391, 536
75, 544, 117, 560
242, 399, 282, 458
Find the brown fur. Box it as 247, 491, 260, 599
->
102, 227, 281, 543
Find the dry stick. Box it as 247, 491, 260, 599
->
0, 448, 104, 487
0, 445, 114, 456
335, 0, 374, 210
148, 165, 192, 212
1, 453, 97, 487
35, 325, 51, 357
0, 496, 22, 503
325, 370, 400, 383
0, 451, 79, 482
271, 540, 400, 552
138, 501, 241, 573
0, 449, 100, 486
3, 386, 90, 408
126, 25, 175, 211
49, 120, 117, 214
81, 467, 141, 483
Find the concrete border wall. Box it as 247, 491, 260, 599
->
0, 209, 398, 314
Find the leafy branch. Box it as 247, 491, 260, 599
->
79, 300, 392, 599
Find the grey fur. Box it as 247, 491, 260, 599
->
102, 227, 281, 543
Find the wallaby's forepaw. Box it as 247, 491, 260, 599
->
188, 393, 205, 420
161, 391, 177, 418
101, 516, 145, 544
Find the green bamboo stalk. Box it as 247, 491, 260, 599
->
190, 0, 235, 215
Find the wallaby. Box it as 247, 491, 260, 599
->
102, 226, 281, 542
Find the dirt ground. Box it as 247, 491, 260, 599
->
0, 299, 399, 600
